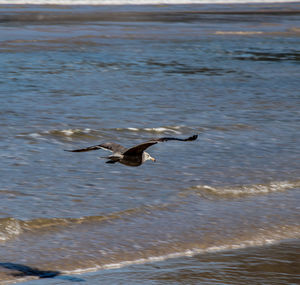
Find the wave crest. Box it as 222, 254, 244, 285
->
186, 180, 300, 198
0, 218, 22, 241
115, 126, 190, 134
0, 204, 171, 241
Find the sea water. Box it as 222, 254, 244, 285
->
0, 1, 299, 284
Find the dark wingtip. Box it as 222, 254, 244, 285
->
186, 134, 198, 141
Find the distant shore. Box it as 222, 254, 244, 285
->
1, 3, 300, 23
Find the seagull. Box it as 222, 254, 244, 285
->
65, 134, 197, 167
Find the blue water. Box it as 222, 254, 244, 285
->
0, 3, 300, 284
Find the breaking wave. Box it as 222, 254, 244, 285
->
115, 125, 192, 134
215, 31, 264, 35
186, 180, 300, 198
16, 123, 255, 143
63, 223, 300, 275
1, 197, 299, 281
0, 218, 22, 242
0, 204, 172, 242
16, 126, 195, 142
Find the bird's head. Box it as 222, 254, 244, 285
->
144, 152, 156, 162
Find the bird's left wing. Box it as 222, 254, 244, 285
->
65, 142, 126, 153
123, 134, 198, 156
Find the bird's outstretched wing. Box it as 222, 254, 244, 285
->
65, 142, 126, 153
123, 134, 198, 156
152, 134, 198, 143
123, 142, 158, 155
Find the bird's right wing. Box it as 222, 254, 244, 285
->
65, 142, 126, 153
123, 141, 158, 156
123, 135, 198, 156
152, 134, 198, 143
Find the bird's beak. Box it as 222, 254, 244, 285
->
151, 157, 156, 162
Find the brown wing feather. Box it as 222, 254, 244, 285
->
153, 134, 198, 142
123, 135, 198, 156
123, 141, 158, 156
65, 142, 126, 153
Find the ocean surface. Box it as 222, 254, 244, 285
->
1, 1, 300, 5
0, 1, 300, 284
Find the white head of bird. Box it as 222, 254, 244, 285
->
143, 152, 156, 162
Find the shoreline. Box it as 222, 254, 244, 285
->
1, 238, 299, 284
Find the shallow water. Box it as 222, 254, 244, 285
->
0, 2, 300, 284
21, 239, 298, 285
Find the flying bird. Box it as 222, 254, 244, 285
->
65, 134, 197, 167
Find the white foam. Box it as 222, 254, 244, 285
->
61, 129, 76, 136
1, 0, 299, 5
215, 31, 264, 35
190, 180, 300, 197
122, 126, 183, 134
0, 218, 22, 242
44, 128, 93, 137
60, 128, 92, 135
144, 127, 181, 134
127, 127, 139, 131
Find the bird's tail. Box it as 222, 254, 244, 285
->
105, 160, 117, 163
105, 160, 118, 164
103, 155, 121, 164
